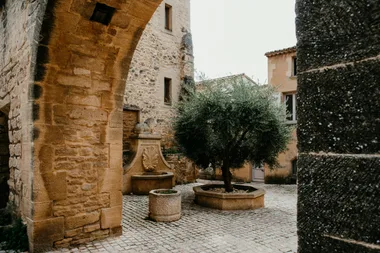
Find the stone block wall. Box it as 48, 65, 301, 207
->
0, 0, 43, 219
1, 0, 162, 251
124, 0, 193, 147
296, 1, 380, 252
165, 154, 197, 184
122, 109, 139, 149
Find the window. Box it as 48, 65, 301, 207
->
292, 159, 298, 176
284, 93, 297, 122
292, 57, 297, 76
90, 3, 115, 25
165, 4, 172, 31
164, 78, 172, 105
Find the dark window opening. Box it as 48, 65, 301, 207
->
165, 4, 172, 31
292, 57, 297, 76
164, 77, 172, 105
285, 93, 297, 121
90, 3, 115, 26
285, 94, 293, 121
292, 159, 297, 176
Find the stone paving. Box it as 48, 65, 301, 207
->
49, 180, 297, 253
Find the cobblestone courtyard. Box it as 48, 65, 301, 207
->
49, 181, 297, 253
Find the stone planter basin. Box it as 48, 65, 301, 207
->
149, 189, 181, 222
131, 171, 174, 195
193, 184, 265, 210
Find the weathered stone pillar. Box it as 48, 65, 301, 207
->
296, 1, 380, 252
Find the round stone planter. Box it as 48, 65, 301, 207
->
149, 189, 181, 222
193, 184, 265, 210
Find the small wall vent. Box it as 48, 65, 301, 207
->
90, 3, 115, 26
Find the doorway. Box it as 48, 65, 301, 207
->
252, 164, 264, 182
0, 111, 10, 208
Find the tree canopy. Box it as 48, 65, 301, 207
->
174, 79, 292, 191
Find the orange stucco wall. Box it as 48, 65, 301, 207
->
215, 163, 253, 183
265, 129, 297, 178
266, 50, 298, 180
268, 51, 297, 93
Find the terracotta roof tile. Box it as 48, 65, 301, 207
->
265, 46, 296, 57
195, 73, 256, 85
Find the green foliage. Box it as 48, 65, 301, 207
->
0, 218, 29, 252
174, 80, 292, 172
0, 208, 12, 226
154, 189, 177, 194
122, 150, 136, 167
162, 146, 181, 156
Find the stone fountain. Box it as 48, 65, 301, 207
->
122, 121, 174, 195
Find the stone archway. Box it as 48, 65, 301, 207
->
28, 0, 163, 251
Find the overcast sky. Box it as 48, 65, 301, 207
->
190, 0, 297, 83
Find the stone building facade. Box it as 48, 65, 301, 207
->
0, 1, 162, 251
124, 0, 193, 147
1, 0, 378, 252
263, 47, 298, 183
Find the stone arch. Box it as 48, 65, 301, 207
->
29, 0, 162, 251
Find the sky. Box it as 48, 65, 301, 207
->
190, 0, 297, 83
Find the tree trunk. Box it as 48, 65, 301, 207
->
221, 164, 233, 192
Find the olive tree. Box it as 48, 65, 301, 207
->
174, 79, 291, 192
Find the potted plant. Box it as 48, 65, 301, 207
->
173, 78, 291, 209
149, 189, 181, 222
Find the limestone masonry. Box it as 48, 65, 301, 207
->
0, 0, 162, 251
124, 0, 193, 147
0, 0, 378, 252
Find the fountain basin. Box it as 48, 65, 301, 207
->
131, 172, 174, 195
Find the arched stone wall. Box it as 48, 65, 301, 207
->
8, 0, 162, 251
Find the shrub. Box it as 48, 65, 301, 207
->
0, 208, 29, 252
0, 218, 29, 252
0, 208, 12, 226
